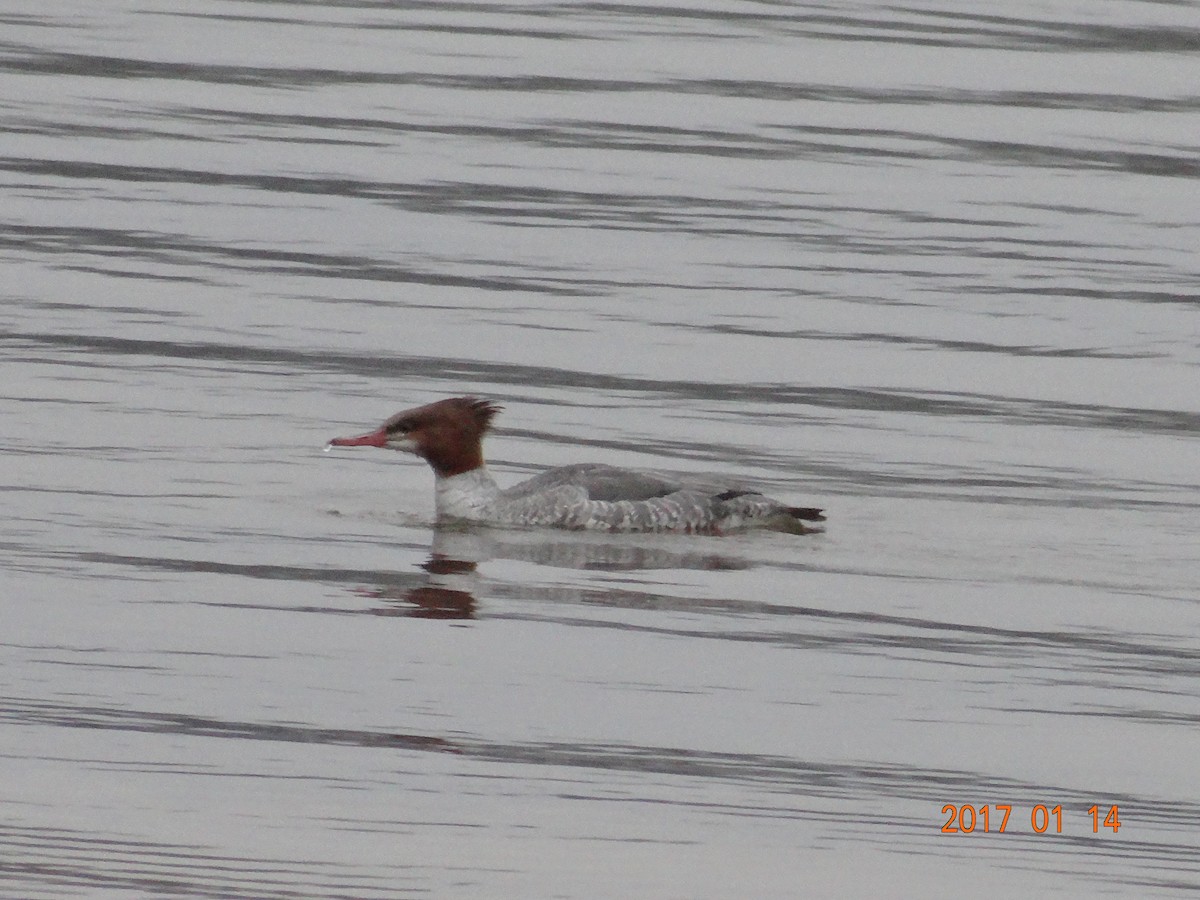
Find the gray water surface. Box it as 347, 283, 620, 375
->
3, 2, 1199, 898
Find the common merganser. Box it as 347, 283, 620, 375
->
328, 397, 825, 534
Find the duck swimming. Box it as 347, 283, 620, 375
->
328, 397, 824, 534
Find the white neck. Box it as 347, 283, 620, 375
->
434, 467, 500, 521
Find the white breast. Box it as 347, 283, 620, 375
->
434, 468, 501, 521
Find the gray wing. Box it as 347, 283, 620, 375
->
502, 463, 688, 502
502, 464, 765, 502
499, 464, 823, 532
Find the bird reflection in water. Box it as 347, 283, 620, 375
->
354, 529, 486, 620
352, 526, 751, 620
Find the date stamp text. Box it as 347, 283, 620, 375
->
940, 804, 1121, 834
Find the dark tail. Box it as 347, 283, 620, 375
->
787, 507, 826, 522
